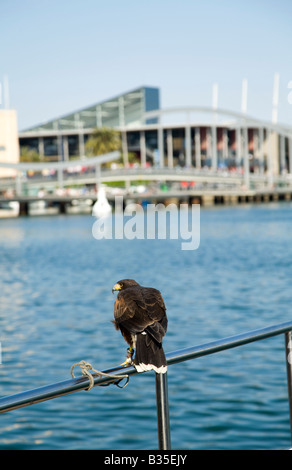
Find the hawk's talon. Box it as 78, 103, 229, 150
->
120, 358, 132, 367
120, 347, 134, 367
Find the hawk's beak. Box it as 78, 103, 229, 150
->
112, 283, 121, 294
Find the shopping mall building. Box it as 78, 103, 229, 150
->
18, 86, 292, 175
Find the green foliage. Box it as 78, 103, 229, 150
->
85, 127, 121, 157
20, 147, 41, 162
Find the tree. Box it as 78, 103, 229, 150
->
85, 127, 121, 157
20, 147, 41, 162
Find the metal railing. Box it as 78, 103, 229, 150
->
0, 320, 291, 450
2, 165, 292, 194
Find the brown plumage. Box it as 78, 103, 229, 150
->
112, 279, 168, 373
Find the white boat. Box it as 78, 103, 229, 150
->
0, 201, 20, 218
67, 199, 93, 214
29, 200, 59, 216
92, 187, 112, 218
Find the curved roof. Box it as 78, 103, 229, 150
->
143, 106, 292, 138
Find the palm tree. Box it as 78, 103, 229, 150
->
85, 127, 121, 157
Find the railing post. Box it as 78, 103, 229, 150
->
155, 372, 171, 450
285, 331, 292, 443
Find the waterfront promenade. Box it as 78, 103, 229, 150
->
1, 155, 292, 215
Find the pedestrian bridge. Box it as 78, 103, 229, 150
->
1, 151, 292, 195
0, 166, 290, 195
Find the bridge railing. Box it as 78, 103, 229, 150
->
0, 320, 291, 450
1, 164, 292, 196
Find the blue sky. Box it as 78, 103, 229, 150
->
1, 0, 292, 130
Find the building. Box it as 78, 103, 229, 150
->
18, 86, 292, 176
19, 86, 159, 162
0, 109, 19, 178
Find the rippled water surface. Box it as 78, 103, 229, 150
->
0, 203, 292, 449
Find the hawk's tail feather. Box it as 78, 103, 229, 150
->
134, 333, 167, 374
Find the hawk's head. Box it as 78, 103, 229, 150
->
112, 279, 140, 293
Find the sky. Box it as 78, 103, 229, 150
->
0, 0, 292, 131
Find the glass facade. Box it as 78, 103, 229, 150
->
43, 137, 58, 157
67, 136, 79, 157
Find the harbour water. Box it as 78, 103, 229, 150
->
0, 203, 292, 450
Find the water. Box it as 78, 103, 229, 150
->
0, 203, 292, 450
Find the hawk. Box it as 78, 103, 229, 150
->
112, 279, 168, 374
